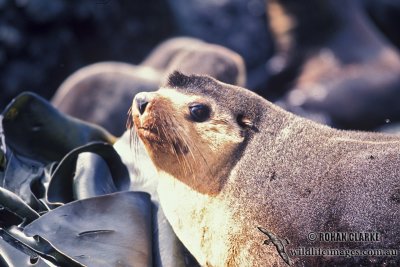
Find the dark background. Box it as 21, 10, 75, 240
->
0, 0, 271, 109
1, 0, 400, 125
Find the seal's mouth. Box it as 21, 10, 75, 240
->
138, 126, 156, 136
131, 105, 190, 156
134, 118, 162, 143
137, 126, 158, 135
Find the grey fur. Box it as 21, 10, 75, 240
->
161, 72, 400, 266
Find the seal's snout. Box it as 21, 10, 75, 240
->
134, 92, 151, 115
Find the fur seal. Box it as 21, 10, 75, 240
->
163, 43, 246, 87
132, 72, 400, 266
52, 62, 160, 136
263, 0, 400, 130
141, 37, 205, 71
142, 36, 246, 86
52, 38, 246, 136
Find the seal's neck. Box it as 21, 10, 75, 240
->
156, 170, 235, 266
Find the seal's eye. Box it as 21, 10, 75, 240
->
189, 104, 210, 122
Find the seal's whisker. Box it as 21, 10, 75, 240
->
126, 108, 133, 146
133, 129, 140, 162
174, 128, 196, 179
128, 127, 137, 162
126, 107, 133, 130
182, 130, 213, 178
161, 117, 185, 175
168, 126, 201, 182
162, 114, 191, 177
178, 137, 194, 178
168, 116, 195, 177
161, 114, 189, 176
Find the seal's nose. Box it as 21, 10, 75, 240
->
134, 92, 150, 115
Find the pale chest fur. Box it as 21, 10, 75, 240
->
157, 171, 241, 266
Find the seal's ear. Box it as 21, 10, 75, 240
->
237, 114, 254, 129
237, 114, 259, 133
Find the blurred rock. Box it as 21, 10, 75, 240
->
2, 60, 44, 95
165, 0, 272, 90
262, 0, 400, 130
0, 24, 22, 48
0, 0, 175, 109
24, 0, 65, 23
0, 0, 8, 9
364, 0, 400, 50
1, 0, 273, 110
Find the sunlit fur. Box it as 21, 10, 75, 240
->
131, 89, 244, 195
129, 72, 400, 266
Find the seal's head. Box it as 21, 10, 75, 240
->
131, 72, 261, 195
